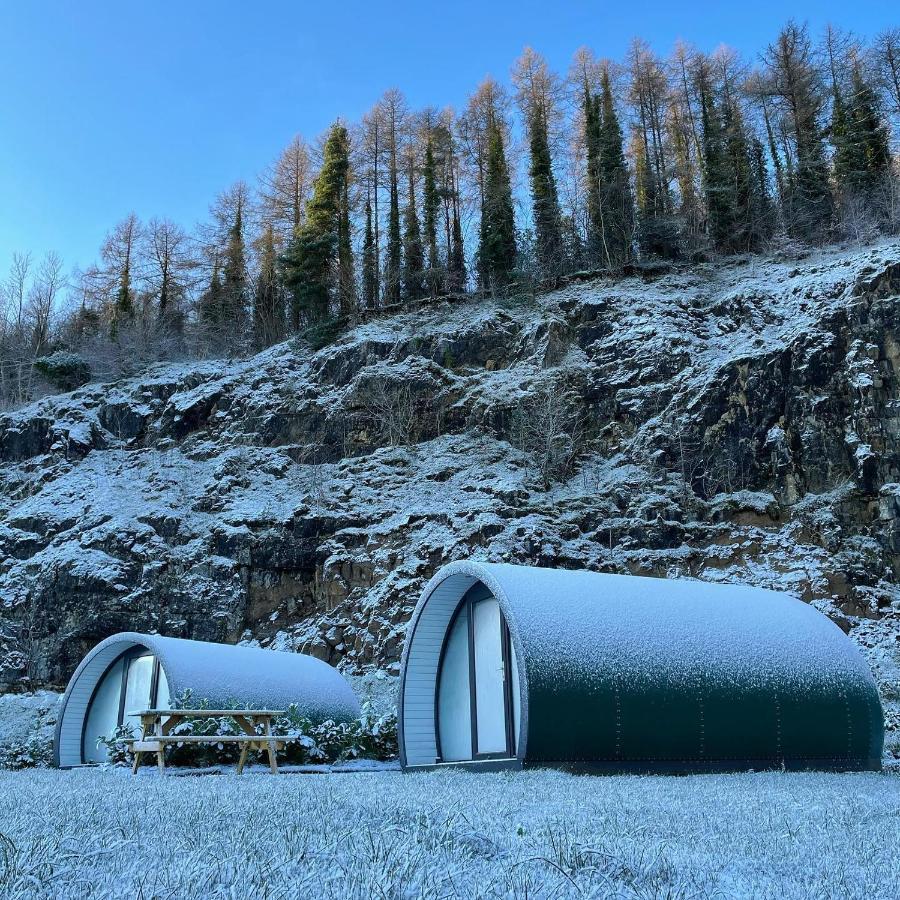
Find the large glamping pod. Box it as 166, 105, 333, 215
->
55, 632, 360, 767
399, 562, 883, 772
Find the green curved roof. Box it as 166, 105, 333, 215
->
399, 562, 883, 772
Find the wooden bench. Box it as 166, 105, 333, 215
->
127, 709, 287, 775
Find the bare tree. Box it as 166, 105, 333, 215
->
357, 376, 417, 448
873, 28, 900, 139
145, 217, 193, 324
0, 251, 66, 408
259, 135, 311, 245
100, 213, 143, 326
512, 382, 584, 489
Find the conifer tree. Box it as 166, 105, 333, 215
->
221, 198, 248, 327
402, 153, 425, 301
629, 41, 680, 259
722, 94, 770, 252
282, 122, 352, 325
101, 214, 141, 334
748, 136, 774, 247
514, 47, 563, 280
596, 69, 634, 267
422, 133, 441, 295
527, 105, 563, 280
449, 191, 467, 293
380, 94, 405, 305
114, 255, 132, 322
254, 224, 282, 348
835, 65, 893, 193
362, 186, 378, 309
696, 62, 732, 251
385, 160, 402, 304
338, 170, 355, 317
478, 115, 517, 290
582, 86, 603, 265
199, 259, 223, 328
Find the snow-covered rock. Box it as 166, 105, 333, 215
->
1, 240, 899, 744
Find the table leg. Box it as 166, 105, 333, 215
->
263, 717, 278, 774
237, 742, 250, 775
155, 715, 165, 775
132, 715, 150, 775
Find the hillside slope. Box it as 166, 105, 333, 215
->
2, 241, 899, 734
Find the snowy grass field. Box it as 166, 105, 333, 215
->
1, 768, 899, 898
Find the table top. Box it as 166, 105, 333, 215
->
129, 709, 285, 718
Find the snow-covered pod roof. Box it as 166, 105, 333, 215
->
399, 561, 884, 772
54, 632, 360, 768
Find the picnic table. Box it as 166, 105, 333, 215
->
128, 709, 286, 775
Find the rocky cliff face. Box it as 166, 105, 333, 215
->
1, 241, 899, 732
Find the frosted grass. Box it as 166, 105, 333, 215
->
0, 768, 898, 898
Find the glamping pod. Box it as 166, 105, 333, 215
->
399, 562, 884, 773
54, 632, 360, 767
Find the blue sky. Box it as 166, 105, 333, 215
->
0, 1, 896, 278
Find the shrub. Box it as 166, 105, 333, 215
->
95, 724, 137, 766
33, 351, 91, 390
299, 317, 347, 351
97, 692, 398, 768
0, 734, 53, 770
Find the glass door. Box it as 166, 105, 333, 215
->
122, 653, 156, 735
473, 597, 509, 755
81, 649, 166, 763
436, 587, 518, 762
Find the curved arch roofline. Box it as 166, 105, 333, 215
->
400, 562, 884, 771
55, 632, 360, 768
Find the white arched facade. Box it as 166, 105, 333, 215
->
55, 632, 361, 768
399, 566, 529, 769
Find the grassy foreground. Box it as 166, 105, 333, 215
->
0, 768, 898, 898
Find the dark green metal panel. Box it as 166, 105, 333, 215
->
701, 683, 779, 763
401, 562, 885, 773
524, 673, 618, 762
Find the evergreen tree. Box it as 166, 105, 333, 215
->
748, 136, 774, 247
114, 256, 132, 321
527, 104, 563, 280
221, 199, 248, 327
254, 224, 282, 348
199, 259, 223, 328
338, 168, 355, 317
101, 214, 140, 334
402, 154, 425, 301
449, 194, 467, 293
512, 48, 563, 281
422, 133, 441, 295
385, 143, 402, 304
629, 41, 680, 259
582, 87, 604, 265
633, 133, 680, 259
835, 65, 893, 193
362, 187, 378, 309
723, 95, 770, 252
282, 122, 352, 325
478, 115, 517, 290
697, 65, 733, 252
596, 69, 634, 267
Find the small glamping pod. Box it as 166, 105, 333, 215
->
399, 562, 884, 772
54, 632, 360, 768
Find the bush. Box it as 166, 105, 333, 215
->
97, 692, 398, 769
0, 734, 53, 770
299, 317, 348, 351
33, 351, 91, 391
95, 724, 136, 766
